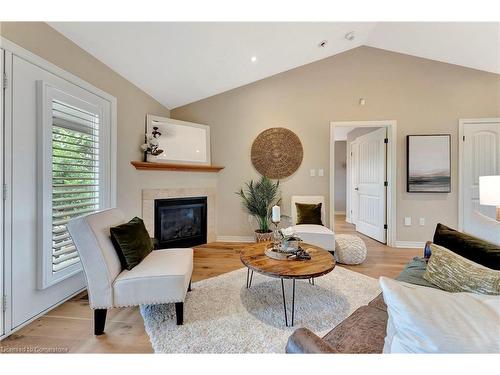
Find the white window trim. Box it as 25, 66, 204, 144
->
37, 81, 114, 289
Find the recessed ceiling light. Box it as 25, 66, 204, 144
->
318, 40, 328, 48
345, 31, 355, 41
251, 56, 257, 62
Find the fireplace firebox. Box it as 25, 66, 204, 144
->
154, 197, 207, 248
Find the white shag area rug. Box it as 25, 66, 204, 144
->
140, 266, 380, 353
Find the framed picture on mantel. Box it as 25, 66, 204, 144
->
146, 114, 211, 165
407, 134, 451, 193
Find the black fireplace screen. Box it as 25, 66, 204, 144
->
154, 197, 207, 248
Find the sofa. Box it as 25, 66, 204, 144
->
68, 208, 193, 334
286, 223, 499, 354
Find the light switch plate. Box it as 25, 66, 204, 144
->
318, 169, 324, 177
419, 218, 425, 226
310, 169, 316, 177
404, 217, 412, 226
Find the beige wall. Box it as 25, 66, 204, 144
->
0, 22, 218, 219
172, 46, 500, 242
334, 141, 347, 213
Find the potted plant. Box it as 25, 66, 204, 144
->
237, 176, 280, 242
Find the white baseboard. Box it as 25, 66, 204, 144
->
395, 241, 426, 249
216, 236, 255, 243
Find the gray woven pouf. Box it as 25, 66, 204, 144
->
334, 234, 367, 265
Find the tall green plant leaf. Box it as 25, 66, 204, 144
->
236, 176, 280, 232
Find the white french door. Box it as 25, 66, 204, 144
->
1, 48, 4, 337
461, 120, 500, 242
8, 53, 115, 329
353, 128, 387, 243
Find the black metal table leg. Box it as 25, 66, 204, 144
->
246, 268, 250, 288
249, 270, 254, 288
281, 278, 288, 327
311, 277, 315, 286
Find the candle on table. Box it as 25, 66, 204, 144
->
272, 205, 281, 223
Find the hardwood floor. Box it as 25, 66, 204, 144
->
0, 215, 420, 353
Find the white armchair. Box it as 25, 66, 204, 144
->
67, 208, 193, 335
291, 196, 335, 252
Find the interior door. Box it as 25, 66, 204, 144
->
462, 121, 500, 239
354, 128, 387, 243
10, 55, 87, 328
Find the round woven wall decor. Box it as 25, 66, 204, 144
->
251, 127, 303, 179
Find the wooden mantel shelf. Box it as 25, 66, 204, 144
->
130, 161, 224, 172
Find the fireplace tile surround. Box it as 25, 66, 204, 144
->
142, 188, 217, 244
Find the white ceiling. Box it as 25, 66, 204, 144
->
49, 22, 500, 109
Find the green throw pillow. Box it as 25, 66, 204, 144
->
295, 202, 323, 225
110, 217, 153, 270
424, 244, 500, 295
433, 223, 500, 270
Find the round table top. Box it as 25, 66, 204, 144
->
240, 242, 335, 279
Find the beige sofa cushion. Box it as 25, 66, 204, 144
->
292, 224, 335, 252
113, 248, 193, 307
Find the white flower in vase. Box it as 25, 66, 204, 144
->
281, 227, 296, 237
149, 137, 159, 146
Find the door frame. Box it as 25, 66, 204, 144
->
346, 140, 359, 224
330, 120, 397, 247
1, 48, 4, 337
458, 118, 500, 231
1, 48, 13, 340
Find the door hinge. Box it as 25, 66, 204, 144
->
384, 181, 388, 187
384, 138, 388, 144
2, 296, 6, 312
384, 224, 388, 229
463, 135, 466, 141
2, 72, 7, 90
2, 184, 7, 201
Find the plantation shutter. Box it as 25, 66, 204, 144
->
51, 99, 100, 273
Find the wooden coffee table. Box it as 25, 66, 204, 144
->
240, 242, 335, 326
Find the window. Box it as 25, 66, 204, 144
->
38, 81, 115, 289
51, 100, 100, 272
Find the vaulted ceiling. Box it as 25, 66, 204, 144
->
49, 22, 500, 109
